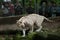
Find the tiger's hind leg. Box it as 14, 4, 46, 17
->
36, 26, 42, 32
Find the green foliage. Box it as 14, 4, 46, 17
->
0, 28, 60, 40
15, 34, 22, 40
0, 0, 3, 2
0, 37, 3, 40
39, 31, 48, 38
0, 9, 3, 16
5, 35, 10, 40
27, 32, 37, 40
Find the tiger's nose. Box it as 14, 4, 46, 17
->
21, 25, 25, 29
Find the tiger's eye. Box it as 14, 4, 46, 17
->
20, 22, 22, 23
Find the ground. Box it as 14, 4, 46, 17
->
0, 16, 60, 40
0, 16, 60, 31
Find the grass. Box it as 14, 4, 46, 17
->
0, 27, 60, 40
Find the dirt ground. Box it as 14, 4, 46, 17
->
0, 16, 60, 31
42, 17, 60, 29
0, 16, 60, 40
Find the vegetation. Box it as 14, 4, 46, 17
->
0, 0, 60, 40
0, 27, 60, 40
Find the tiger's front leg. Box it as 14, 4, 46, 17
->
29, 25, 34, 33
22, 29, 26, 37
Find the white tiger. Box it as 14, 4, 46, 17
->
16, 14, 53, 37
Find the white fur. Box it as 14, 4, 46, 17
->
16, 14, 52, 37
